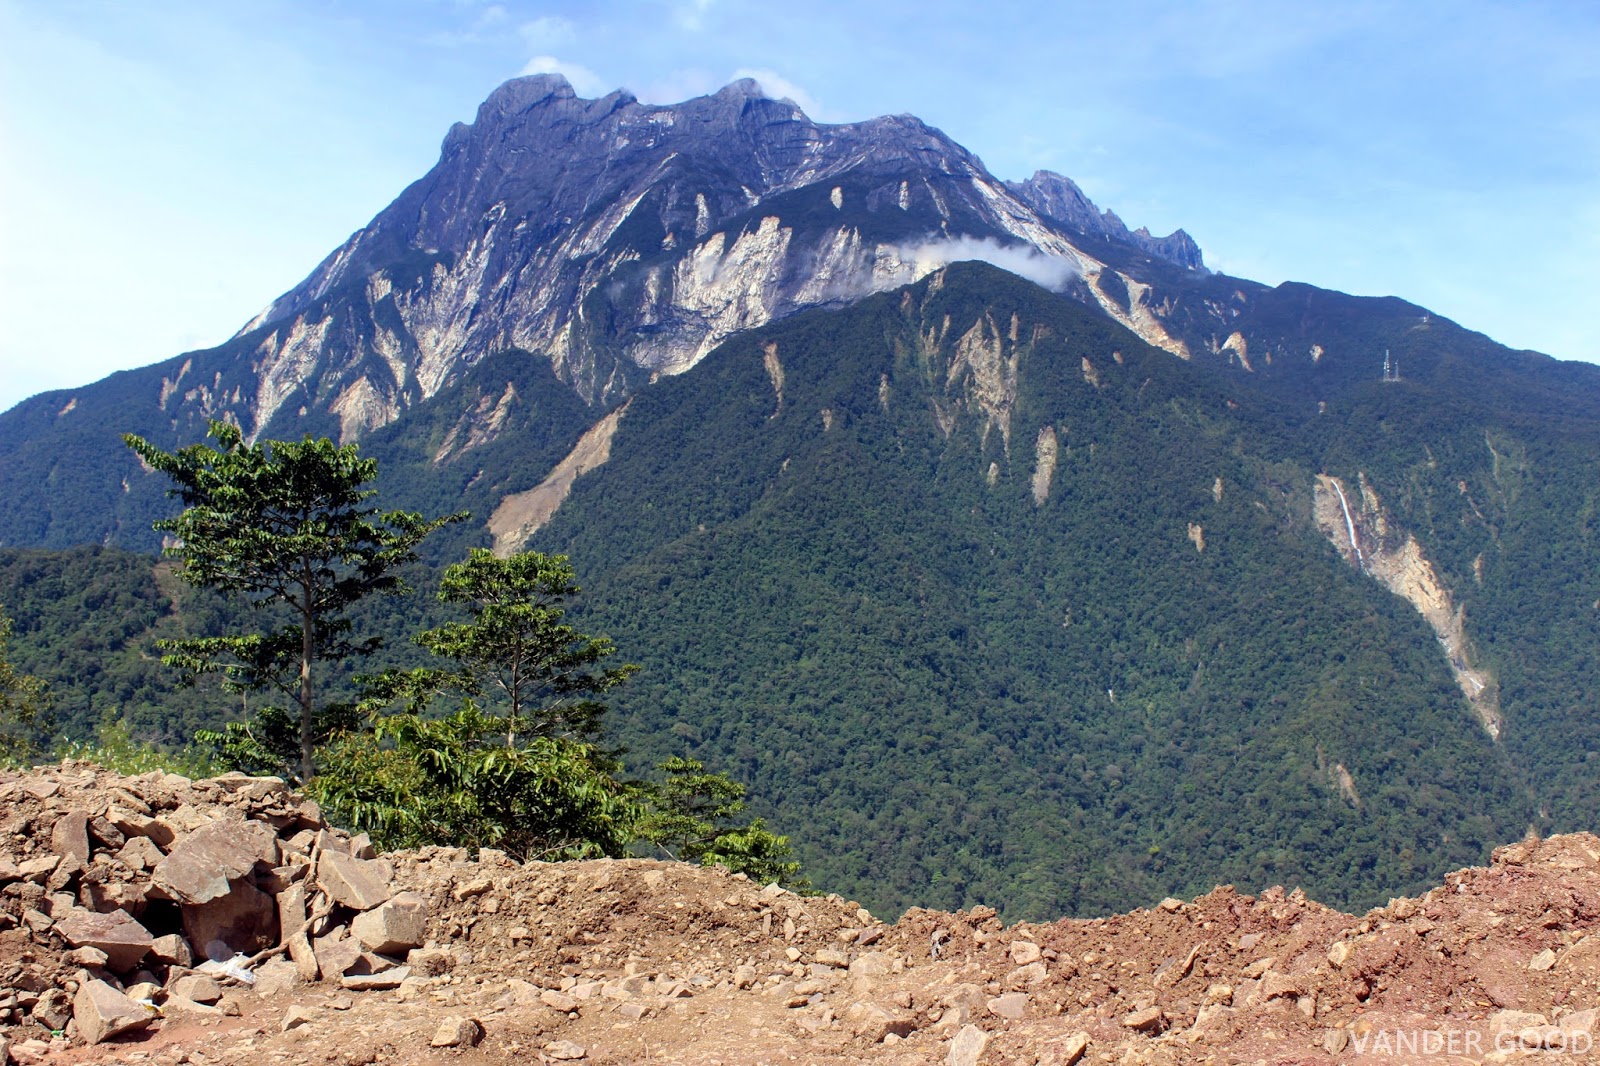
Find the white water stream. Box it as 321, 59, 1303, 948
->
1330, 479, 1364, 570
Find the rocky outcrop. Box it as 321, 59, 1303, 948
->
1314, 473, 1502, 738
1005, 170, 1207, 273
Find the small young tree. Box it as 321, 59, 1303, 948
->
411, 549, 635, 746
0, 606, 51, 764
638, 756, 808, 888
314, 702, 642, 860
125, 420, 463, 782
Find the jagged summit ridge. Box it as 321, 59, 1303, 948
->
217, 76, 1206, 442
1008, 170, 1206, 272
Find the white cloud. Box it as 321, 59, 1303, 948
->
520, 55, 609, 97
895, 236, 1080, 292
730, 67, 829, 119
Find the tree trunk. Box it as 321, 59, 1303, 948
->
299, 600, 314, 784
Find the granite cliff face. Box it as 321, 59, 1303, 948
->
194, 75, 1217, 442
1006, 170, 1207, 273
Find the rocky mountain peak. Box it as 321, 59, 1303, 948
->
1008, 169, 1206, 272
9, 76, 1218, 462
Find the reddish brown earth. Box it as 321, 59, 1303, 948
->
4, 763, 1600, 1065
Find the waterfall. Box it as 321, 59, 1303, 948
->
1330, 479, 1363, 570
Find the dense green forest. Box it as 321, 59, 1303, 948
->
5, 263, 1599, 921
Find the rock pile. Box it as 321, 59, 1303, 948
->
0, 762, 435, 1055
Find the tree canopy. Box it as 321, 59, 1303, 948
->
124, 419, 462, 781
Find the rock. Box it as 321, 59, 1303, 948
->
340, 966, 410, 991
1322, 1028, 1350, 1053
53, 907, 154, 972
126, 980, 162, 1001
844, 1001, 917, 1042
67, 946, 109, 968
544, 1040, 587, 1060
618, 1001, 650, 1021
408, 947, 454, 976
1489, 1010, 1550, 1048
72, 978, 154, 1045
947, 1024, 989, 1066
182, 878, 279, 954
348, 833, 377, 859
150, 933, 193, 966
314, 933, 364, 978
172, 974, 224, 1004
162, 994, 223, 1016
452, 875, 493, 901
317, 850, 393, 910
1530, 948, 1557, 971
351, 891, 427, 954
50, 810, 91, 863
1007, 962, 1048, 988
848, 950, 892, 976
253, 957, 303, 997
541, 989, 580, 1012
1562, 1008, 1599, 1037
1009, 940, 1042, 965
1122, 1006, 1163, 1032
733, 965, 758, 989
813, 947, 848, 968
17, 855, 57, 882
31, 988, 72, 1030
1258, 971, 1302, 1000
1241, 956, 1276, 978
431, 1016, 483, 1048
986, 991, 1028, 1020
115, 836, 166, 871
88, 814, 126, 851
281, 1005, 315, 1031
83, 878, 149, 915
1158, 896, 1184, 912
276, 881, 320, 981
108, 806, 174, 847
1047, 1032, 1090, 1066
1327, 941, 1353, 969
151, 819, 278, 904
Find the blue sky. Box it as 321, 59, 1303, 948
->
2, 0, 1597, 413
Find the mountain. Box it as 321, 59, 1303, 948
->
2, 77, 1600, 920
0, 74, 1208, 551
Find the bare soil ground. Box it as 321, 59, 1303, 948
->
5, 764, 1600, 1065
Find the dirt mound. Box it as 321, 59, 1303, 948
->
4, 763, 1600, 1064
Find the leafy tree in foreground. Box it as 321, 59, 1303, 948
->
125, 420, 463, 782
638, 756, 808, 888
0, 605, 52, 764
314, 701, 641, 860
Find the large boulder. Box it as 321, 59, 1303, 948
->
72, 979, 154, 1045
151, 819, 278, 904
316, 850, 393, 911
351, 892, 427, 955
53, 908, 154, 973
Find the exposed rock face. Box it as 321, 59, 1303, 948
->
1314, 473, 1502, 737
488, 400, 631, 555
160, 75, 1206, 445
1006, 170, 1207, 273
